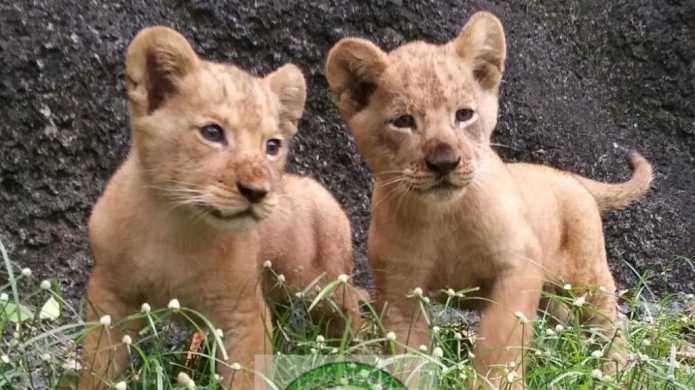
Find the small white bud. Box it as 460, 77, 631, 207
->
413, 287, 423, 297
572, 294, 587, 307
263, 260, 272, 269
141, 303, 151, 313
0, 355, 9, 364
21, 268, 31, 277
555, 324, 564, 332
294, 291, 304, 298
215, 328, 224, 338
591, 369, 603, 380
508, 361, 516, 369
310, 348, 318, 354
230, 362, 242, 371
315, 335, 325, 343
114, 381, 127, 390
331, 347, 339, 354
432, 326, 440, 333
563, 283, 572, 290
422, 297, 430, 304
454, 332, 463, 341
514, 311, 528, 324
0, 293, 8, 301
591, 350, 603, 359
40, 280, 51, 290
642, 339, 651, 346
468, 351, 476, 358
337, 274, 350, 283
446, 288, 456, 297
277, 274, 286, 283
419, 344, 428, 352
545, 328, 556, 336
122, 335, 132, 346
214, 374, 222, 382
386, 331, 397, 341
433, 347, 444, 358
506, 371, 518, 382
99, 315, 112, 327
176, 372, 195, 387
168, 299, 180, 310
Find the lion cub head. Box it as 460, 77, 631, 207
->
125, 27, 306, 230
326, 12, 505, 202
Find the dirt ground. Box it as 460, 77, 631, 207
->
0, 0, 693, 305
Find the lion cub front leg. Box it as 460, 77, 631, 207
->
474, 271, 543, 389
79, 274, 142, 390
208, 285, 272, 390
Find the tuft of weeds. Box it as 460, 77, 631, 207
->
1, 239, 693, 389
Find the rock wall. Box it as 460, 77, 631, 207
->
1, 0, 693, 304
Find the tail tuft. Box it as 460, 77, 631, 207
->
574, 150, 654, 212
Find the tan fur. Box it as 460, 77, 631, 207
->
80, 26, 308, 389
326, 12, 653, 388
259, 174, 368, 335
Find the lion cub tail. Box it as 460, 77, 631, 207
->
574, 151, 654, 212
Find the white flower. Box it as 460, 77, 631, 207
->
422, 297, 430, 304
40, 280, 51, 290
433, 347, 444, 358
0, 355, 9, 364
230, 362, 242, 371
263, 260, 272, 269
545, 328, 556, 336
413, 287, 423, 297
295, 291, 304, 298
214, 374, 222, 382
506, 371, 518, 382
277, 274, 286, 283
642, 339, 651, 346
386, 331, 397, 341
572, 294, 587, 307
555, 324, 564, 332
508, 361, 516, 369
114, 381, 127, 390
168, 299, 181, 310
591, 369, 603, 380
331, 347, 339, 354
454, 332, 463, 341
419, 344, 428, 352
468, 351, 476, 358
591, 350, 603, 359
141, 303, 151, 313
534, 350, 543, 356
122, 335, 132, 346
337, 274, 350, 283
445, 288, 456, 297
99, 315, 112, 327
316, 335, 325, 343
432, 326, 440, 334
563, 283, 572, 291
21, 268, 31, 277
0, 293, 8, 301
215, 328, 224, 338
176, 372, 195, 388
513, 311, 528, 324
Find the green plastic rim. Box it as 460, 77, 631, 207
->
285, 361, 408, 390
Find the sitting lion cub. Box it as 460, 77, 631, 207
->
326, 11, 652, 387
81, 26, 310, 389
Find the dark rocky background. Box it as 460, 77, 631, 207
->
1, 0, 693, 306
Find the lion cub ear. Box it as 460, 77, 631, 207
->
125, 26, 199, 116
266, 64, 307, 137
453, 12, 507, 91
325, 38, 389, 119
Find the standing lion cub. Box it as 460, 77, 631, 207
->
80, 26, 360, 389
326, 11, 652, 387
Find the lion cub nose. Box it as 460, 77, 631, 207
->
237, 181, 268, 203
425, 143, 461, 175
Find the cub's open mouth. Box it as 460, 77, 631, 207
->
201, 206, 259, 221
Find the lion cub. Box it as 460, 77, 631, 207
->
326, 11, 652, 387
80, 26, 307, 389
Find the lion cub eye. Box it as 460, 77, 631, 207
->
391, 114, 416, 129
455, 109, 475, 123
266, 138, 282, 156
199, 124, 226, 144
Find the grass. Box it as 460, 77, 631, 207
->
1, 239, 693, 389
